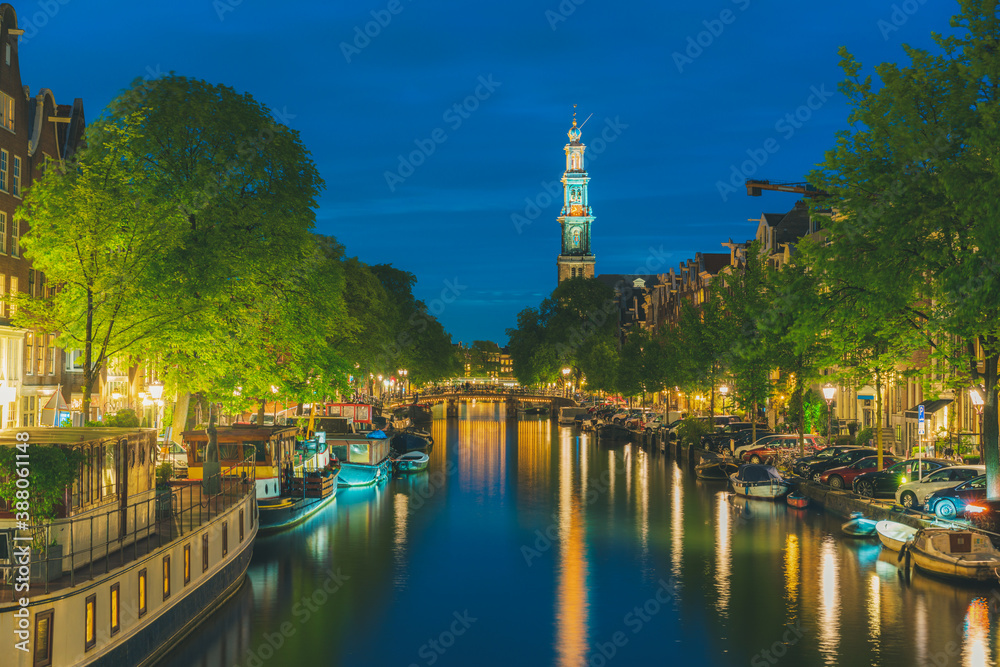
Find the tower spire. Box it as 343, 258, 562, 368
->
556, 113, 595, 283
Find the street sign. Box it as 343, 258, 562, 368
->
918, 404, 925, 435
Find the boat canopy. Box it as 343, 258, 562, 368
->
735, 464, 785, 482
368, 430, 388, 439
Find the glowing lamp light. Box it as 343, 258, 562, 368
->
970, 387, 985, 409
719, 385, 729, 397
822, 385, 836, 402
270, 385, 279, 394
148, 381, 164, 400
562, 367, 571, 376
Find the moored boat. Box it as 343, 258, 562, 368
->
876, 520, 918, 552
395, 450, 430, 472
695, 459, 740, 480
904, 527, 1000, 582
729, 464, 792, 500
0, 428, 257, 667
842, 511, 878, 538
786, 492, 810, 509
327, 430, 393, 487
184, 425, 338, 531
598, 422, 632, 442
390, 427, 434, 452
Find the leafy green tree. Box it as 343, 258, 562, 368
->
0, 446, 85, 527
807, 1, 1000, 494
469, 341, 501, 376
16, 112, 188, 420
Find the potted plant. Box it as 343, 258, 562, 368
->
0, 444, 84, 581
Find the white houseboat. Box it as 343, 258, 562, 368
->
0, 428, 257, 667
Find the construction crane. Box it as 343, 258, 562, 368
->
745, 179, 827, 197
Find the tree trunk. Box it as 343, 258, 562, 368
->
256, 399, 266, 426
82, 287, 95, 424
984, 351, 999, 500
794, 372, 805, 457
875, 371, 884, 471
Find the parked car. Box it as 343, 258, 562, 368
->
852, 457, 954, 498
703, 423, 771, 453
800, 448, 878, 482
926, 474, 987, 519
819, 455, 900, 489
735, 434, 822, 460
895, 465, 985, 509
792, 445, 866, 477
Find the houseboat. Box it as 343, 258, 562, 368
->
312, 416, 392, 487
183, 425, 338, 531
0, 428, 257, 667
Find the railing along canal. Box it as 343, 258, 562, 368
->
0, 455, 256, 602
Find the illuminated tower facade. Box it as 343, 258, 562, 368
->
556, 117, 596, 283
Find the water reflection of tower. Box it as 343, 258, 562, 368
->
556, 427, 589, 667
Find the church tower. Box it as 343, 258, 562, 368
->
557, 115, 596, 283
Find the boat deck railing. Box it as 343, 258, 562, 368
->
0, 455, 256, 602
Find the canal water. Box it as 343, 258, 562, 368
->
160, 404, 1000, 667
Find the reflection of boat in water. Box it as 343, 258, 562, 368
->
598, 423, 632, 442
842, 512, 878, 538
727, 493, 783, 522
903, 528, 1000, 582
876, 520, 918, 552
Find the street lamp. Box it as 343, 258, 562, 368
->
970, 387, 985, 463
562, 367, 571, 398
822, 384, 836, 445
148, 381, 164, 434
719, 384, 729, 415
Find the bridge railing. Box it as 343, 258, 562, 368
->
397, 387, 573, 401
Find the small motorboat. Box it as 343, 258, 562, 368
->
903, 527, 1000, 582
875, 520, 918, 552
695, 458, 740, 481
394, 451, 430, 473
598, 423, 632, 442
842, 511, 878, 538
729, 464, 792, 500
391, 428, 434, 452
786, 493, 809, 509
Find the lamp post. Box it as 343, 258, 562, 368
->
970, 387, 984, 463
148, 381, 164, 435
719, 384, 729, 415
562, 367, 571, 398
822, 384, 836, 446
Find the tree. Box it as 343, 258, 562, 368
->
16, 113, 188, 420
469, 341, 501, 377
807, 1, 1000, 495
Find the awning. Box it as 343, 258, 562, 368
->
856, 385, 877, 400
903, 398, 953, 420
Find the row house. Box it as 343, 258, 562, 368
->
0, 4, 86, 428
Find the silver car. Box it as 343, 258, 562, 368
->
159, 441, 189, 478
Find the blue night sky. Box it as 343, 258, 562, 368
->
17, 0, 957, 345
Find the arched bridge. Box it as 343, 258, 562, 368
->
389, 388, 577, 417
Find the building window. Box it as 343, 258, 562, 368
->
36, 334, 44, 376
1, 149, 7, 191
25, 331, 32, 375
65, 349, 84, 372
222, 521, 228, 557
202, 533, 209, 572
84, 594, 96, 650
33, 609, 54, 667
9, 275, 16, 315
239, 509, 245, 542
0, 211, 6, 254
162, 555, 171, 600
184, 544, 191, 585
138, 568, 147, 617
13, 155, 20, 197
46, 336, 54, 374
10, 219, 17, 257
110, 582, 120, 635
0, 92, 12, 131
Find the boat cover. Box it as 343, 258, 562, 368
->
735, 464, 785, 483
368, 430, 388, 439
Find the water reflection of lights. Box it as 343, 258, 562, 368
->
963, 597, 990, 667
556, 430, 589, 667
670, 465, 683, 584
458, 414, 506, 499
608, 450, 616, 501
915, 595, 928, 666
393, 492, 409, 588
624, 443, 633, 502
784, 534, 799, 614
818, 537, 839, 664
867, 574, 880, 655
715, 491, 731, 618
638, 449, 649, 556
